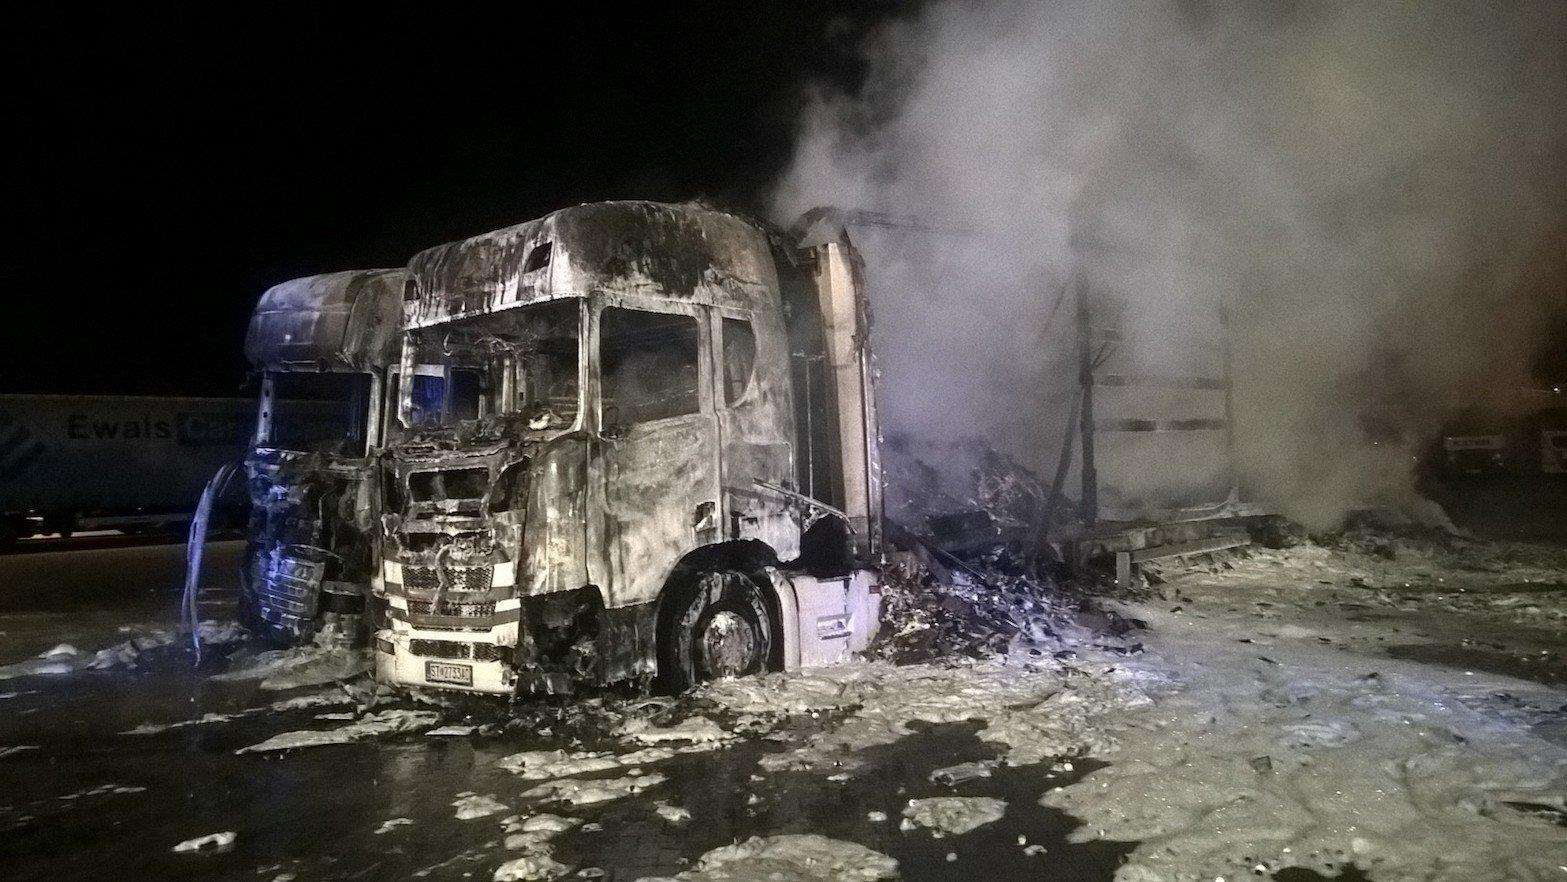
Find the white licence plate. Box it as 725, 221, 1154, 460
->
425, 661, 472, 686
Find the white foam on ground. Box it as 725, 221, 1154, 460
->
171, 830, 236, 853
124, 688, 354, 735
901, 796, 1007, 835
496, 744, 712, 782
235, 709, 439, 753
57, 784, 147, 799
653, 802, 692, 824
928, 759, 997, 785
1, 622, 244, 679
217, 645, 369, 691
703, 659, 1129, 775
453, 793, 508, 820
491, 813, 581, 879
519, 773, 666, 807
617, 716, 729, 745
492, 852, 571, 881
498, 750, 624, 780
427, 724, 477, 736
1040, 599, 1567, 880
634, 833, 897, 881
123, 712, 246, 735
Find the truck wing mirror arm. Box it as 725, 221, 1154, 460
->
753, 479, 847, 520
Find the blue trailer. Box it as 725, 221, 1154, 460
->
0, 394, 255, 545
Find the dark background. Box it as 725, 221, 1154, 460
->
4, 3, 899, 397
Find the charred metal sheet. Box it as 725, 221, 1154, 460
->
240, 448, 379, 643
599, 414, 719, 607
245, 269, 406, 371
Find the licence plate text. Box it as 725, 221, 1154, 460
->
425, 661, 472, 686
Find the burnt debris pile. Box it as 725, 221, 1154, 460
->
883, 435, 1080, 558
871, 549, 1084, 663
873, 438, 1099, 663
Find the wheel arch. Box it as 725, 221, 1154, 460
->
653, 539, 786, 686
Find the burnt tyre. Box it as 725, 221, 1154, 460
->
660, 570, 774, 693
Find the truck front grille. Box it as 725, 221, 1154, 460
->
407, 640, 505, 663
401, 565, 492, 593
408, 599, 496, 618
409, 639, 469, 660
404, 566, 439, 592
248, 546, 325, 635
472, 643, 506, 663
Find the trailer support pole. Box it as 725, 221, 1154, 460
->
1076, 274, 1098, 526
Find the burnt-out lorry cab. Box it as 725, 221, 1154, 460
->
241, 269, 406, 645
375, 201, 884, 694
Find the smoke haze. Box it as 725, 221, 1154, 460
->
771, 0, 1567, 529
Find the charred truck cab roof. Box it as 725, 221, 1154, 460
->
247, 268, 407, 374
377, 201, 884, 695
241, 269, 406, 646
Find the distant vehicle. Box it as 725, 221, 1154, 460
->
0, 394, 254, 546
238, 269, 406, 645
1541, 430, 1567, 474
1442, 433, 1508, 475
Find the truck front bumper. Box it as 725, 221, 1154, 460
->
373, 626, 517, 695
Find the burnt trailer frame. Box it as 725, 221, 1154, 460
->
374, 201, 884, 695
1067, 271, 1266, 584
240, 268, 406, 644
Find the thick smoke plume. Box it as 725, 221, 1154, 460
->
772, 1, 1567, 529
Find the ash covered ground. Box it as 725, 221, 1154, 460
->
2, 481, 1566, 880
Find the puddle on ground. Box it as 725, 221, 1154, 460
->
563, 720, 1137, 880
2, 669, 1137, 882
1275, 865, 1371, 881
1501, 800, 1567, 827
1385, 643, 1566, 686
1467, 582, 1567, 595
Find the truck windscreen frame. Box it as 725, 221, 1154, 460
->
260, 371, 371, 454
397, 299, 583, 433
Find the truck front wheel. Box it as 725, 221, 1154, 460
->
660, 570, 773, 693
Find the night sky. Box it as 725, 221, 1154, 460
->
5, 4, 897, 397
